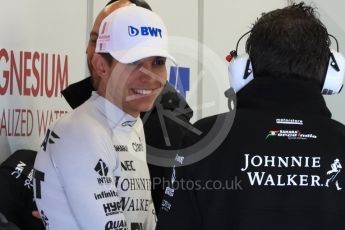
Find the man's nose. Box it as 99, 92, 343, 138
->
138, 66, 164, 85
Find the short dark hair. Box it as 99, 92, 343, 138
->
245, 2, 331, 86
106, 0, 152, 11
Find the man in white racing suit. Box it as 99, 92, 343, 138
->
33, 5, 174, 230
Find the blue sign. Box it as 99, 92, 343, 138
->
169, 66, 190, 98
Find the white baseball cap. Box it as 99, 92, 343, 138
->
96, 5, 175, 64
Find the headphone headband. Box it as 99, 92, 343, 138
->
226, 33, 345, 94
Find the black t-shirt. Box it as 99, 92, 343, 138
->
157, 78, 345, 230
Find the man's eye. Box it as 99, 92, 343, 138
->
154, 57, 166, 65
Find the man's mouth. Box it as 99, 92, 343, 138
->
126, 88, 162, 101
133, 89, 154, 95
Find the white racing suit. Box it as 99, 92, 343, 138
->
34, 92, 156, 230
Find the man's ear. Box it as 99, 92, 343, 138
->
91, 53, 112, 79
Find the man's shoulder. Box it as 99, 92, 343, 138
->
193, 112, 232, 132
51, 102, 108, 141
181, 112, 233, 148
327, 118, 345, 138
54, 108, 93, 129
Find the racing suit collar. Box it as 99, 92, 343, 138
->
92, 92, 140, 131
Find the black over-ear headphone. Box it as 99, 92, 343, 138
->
226, 31, 345, 94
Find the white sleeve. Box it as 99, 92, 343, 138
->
144, 200, 157, 230
34, 124, 128, 230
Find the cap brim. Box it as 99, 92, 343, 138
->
110, 47, 176, 65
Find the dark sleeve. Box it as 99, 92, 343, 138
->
156, 116, 221, 229
0, 212, 20, 230
0, 150, 44, 230
156, 165, 202, 230
0, 167, 22, 222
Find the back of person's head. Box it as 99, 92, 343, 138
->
245, 2, 330, 87
106, 0, 152, 10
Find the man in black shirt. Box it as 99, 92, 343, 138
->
157, 3, 345, 229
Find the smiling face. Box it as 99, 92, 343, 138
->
98, 55, 167, 117
92, 4, 172, 117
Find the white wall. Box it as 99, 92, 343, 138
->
201, 0, 287, 119
0, 0, 88, 161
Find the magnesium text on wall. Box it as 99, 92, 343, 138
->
0, 48, 71, 156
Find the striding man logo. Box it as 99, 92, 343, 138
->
325, 159, 342, 191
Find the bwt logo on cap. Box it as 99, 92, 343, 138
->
128, 26, 162, 38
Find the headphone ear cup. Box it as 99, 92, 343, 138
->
228, 53, 254, 93
322, 50, 345, 95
